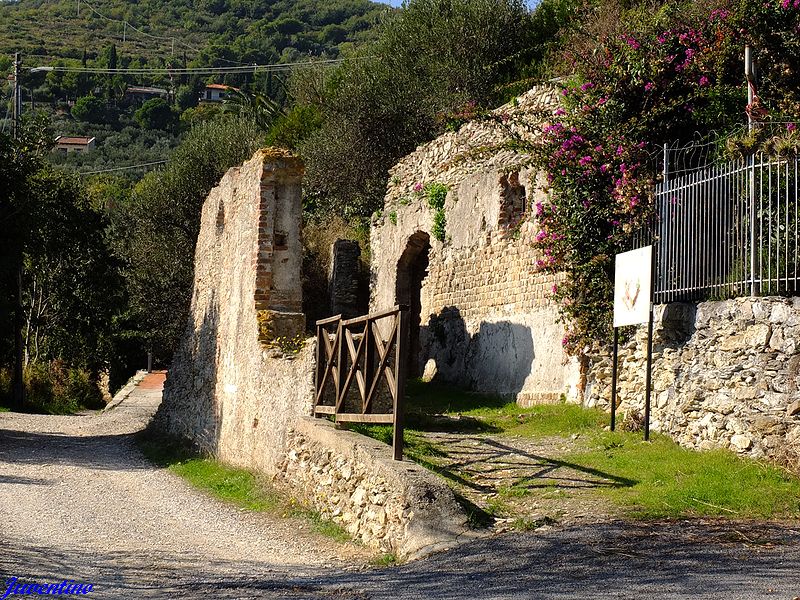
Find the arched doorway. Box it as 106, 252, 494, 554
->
395, 232, 430, 378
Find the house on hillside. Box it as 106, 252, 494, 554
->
54, 135, 96, 153
125, 86, 169, 104
199, 84, 238, 103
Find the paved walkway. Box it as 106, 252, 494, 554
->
1, 374, 799, 599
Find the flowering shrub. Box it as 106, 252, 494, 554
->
529, 0, 800, 354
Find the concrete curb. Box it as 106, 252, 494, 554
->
103, 371, 148, 412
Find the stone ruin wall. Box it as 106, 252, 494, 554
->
585, 298, 800, 462
156, 149, 309, 474
370, 85, 800, 464
370, 87, 581, 403
156, 149, 467, 558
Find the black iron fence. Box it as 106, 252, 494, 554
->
643, 151, 800, 303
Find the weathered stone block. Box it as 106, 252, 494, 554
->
257, 310, 305, 347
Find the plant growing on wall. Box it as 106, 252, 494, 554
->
528, 0, 800, 355
424, 182, 448, 242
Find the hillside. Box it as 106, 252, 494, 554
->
0, 0, 391, 174
0, 0, 389, 65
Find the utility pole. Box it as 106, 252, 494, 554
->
11, 52, 24, 410
12, 52, 20, 138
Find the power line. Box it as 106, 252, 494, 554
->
78, 0, 214, 60
26, 57, 358, 75
78, 160, 168, 175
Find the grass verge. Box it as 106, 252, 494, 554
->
568, 430, 800, 518
351, 380, 800, 521
137, 431, 351, 541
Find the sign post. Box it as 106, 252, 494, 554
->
612, 245, 654, 440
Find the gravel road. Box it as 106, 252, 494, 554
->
1, 373, 799, 599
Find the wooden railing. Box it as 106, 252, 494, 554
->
314, 305, 409, 460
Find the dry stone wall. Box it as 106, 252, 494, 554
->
584, 297, 800, 461
371, 87, 580, 403
277, 418, 468, 559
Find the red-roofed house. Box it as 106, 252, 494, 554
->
199, 84, 238, 102
54, 136, 96, 153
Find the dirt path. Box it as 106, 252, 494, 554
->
407, 431, 622, 532
2, 375, 799, 599
0, 373, 372, 598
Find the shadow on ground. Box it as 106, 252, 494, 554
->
1, 520, 798, 599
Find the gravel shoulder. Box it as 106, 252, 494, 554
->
1, 374, 799, 599
0, 373, 372, 598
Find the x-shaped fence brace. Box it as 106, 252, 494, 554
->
314, 305, 409, 460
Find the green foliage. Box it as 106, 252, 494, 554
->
302, 0, 538, 221
388, 210, 397, 225
224, 88, 286, 132
134, 98, 177, 131
431, 209, 446, 242
0, 0, 386, 68
0, 119, 128, 395
265, 105, 323, 151
115, 116, 262, 357
424, 182, 449, 241
71, 95, 109, 123
0, 362, 104, 414
530, 0, 800, 354
424, 182, 448, 211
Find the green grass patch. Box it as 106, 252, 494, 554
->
350, 381, 800, 521
137, 431, 350, 541
370, 553, 398, 567
567, 431, 800, 519
404, 379, 607, 437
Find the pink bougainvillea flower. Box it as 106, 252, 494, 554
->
644, 82, 654, 91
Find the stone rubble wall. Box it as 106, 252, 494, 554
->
156, 149, 472, 556
276, 417, 469, 560
155, 150, 313, 474
584, 297, 800, 461
384, 86, 561, 205
371, 87, 581, 403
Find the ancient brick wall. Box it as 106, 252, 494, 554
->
156, 149, 471, 552
156, 149, 309, 474
370, 87, 581, 404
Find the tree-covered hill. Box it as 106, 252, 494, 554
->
0, 0, 389, 68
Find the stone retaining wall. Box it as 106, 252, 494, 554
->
276, 417, 469, 560
584, 297, 800, 462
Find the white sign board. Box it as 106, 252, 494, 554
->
613, 246, 653, 327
